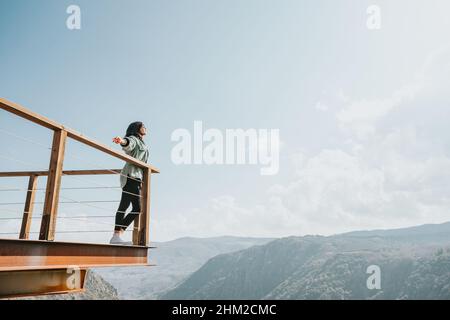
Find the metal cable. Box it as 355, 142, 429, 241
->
55, 216, 137, 230
63, 174, 141, 198
0, 127, 50, 150
0, 129, 144, 237
0, 210, 138, 230
0, 152, 141, 199
65, 152, 144, 184
0, 207, 30, 214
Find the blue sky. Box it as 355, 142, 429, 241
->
1, 0, 450, 242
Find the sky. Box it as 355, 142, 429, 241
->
0, 0, 450, 243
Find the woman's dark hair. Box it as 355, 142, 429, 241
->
125, 121, 144, 139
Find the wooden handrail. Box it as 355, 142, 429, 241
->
0, 98, 160, 173
0, 169, 123, 177
65, 127, 160, 174
0, 98, 63, 130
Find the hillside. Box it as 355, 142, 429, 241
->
162, 223, 450, 300
96, 236, 274, 299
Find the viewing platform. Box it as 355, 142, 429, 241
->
0, 98, 159, 298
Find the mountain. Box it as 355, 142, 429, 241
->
161, 222, 450, 300
340, 221, 450, 243
12, 270, 119, 300
96, 236, 274, 299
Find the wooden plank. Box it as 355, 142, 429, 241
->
132, 181, 141, 244
139, 168, 151, 246
0, 239, 149, 270
132, 169, 151, 246
0, 169, 122, 177
132, 215, 140, 246
19, 175, 38, 240
0, 171, 50, 177
0, 98, 63, 131
66, 128, 160, 173
39, 130, 67, 241
62, 169, 122, 175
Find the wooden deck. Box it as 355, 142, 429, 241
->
0, 238, 155, 298
0, 238, 153, 271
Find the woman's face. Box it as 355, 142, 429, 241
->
140, 124, 147, 137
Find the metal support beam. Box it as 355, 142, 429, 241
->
0, 268, 87, 299
0, 239, 151, 271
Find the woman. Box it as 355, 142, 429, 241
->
110, 121, 149, 244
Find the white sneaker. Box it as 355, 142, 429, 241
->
109, 234, 133, 245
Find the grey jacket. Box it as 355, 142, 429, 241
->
120, 136, 149, 188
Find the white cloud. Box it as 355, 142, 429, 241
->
153, 142, 450, 241
315, 102, 329, 111
336, 81, 423, 141
152, 49, 450, 241
336, 47, 450, 141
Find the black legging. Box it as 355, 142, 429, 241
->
115, 177, 142, 232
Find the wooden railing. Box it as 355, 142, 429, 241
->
0, 98, 159, 246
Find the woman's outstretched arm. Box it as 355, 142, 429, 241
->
113, 136, 138, 153
113, 136, 129, 146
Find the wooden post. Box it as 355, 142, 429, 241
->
132, 168, 151, 246
139, 168, 151, 246
39, 129, 67, 241
19, 175, 38, 240
132, 213, 140, 245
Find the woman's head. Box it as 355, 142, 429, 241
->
126, 121, 147, 138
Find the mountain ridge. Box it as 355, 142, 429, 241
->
161, 221, 450, 300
